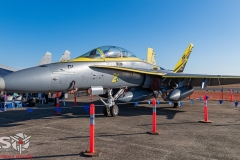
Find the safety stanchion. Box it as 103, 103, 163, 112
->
55, 92, 61, 115
26, 108, 34, 113
230, 89, 234, 102
74, 92, 77, 106
234, 101, 238, 107
219, 100, 223, 104
190, 99, 194, 104
72, 81, 77, 106
147, 98, 160, 135
198, 95, 212, 123
82, 104, 100, 157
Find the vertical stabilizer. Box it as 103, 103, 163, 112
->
59, 50, 70, 61
146, 48, 156, 65
173, 43, 194, 73
38, 52, 52, 66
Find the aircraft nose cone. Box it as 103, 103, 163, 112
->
3, 66, 51, 92
0, 77, 5, 90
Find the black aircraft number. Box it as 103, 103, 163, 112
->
68, 65, 73, 69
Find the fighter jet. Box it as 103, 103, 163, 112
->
0, 44, 240, 117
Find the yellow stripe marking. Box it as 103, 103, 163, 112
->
91, 66, 164, 76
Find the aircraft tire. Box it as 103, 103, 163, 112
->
103, 107, 110, 116
173, 103, 179, 108
110, 105, 119, 117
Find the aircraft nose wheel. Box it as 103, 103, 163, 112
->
110, 105, 119, 117
100, 88, 125, 117
173, 103, 179, 108
103, 107, 110, 116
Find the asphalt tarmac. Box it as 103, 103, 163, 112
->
0, 95, 240, 160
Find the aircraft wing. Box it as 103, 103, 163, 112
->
90, 65, 240, 86
162, 72, 240, 86
0, 68, 14, 77
0, 64, 17, 77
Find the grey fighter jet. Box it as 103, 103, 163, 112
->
0, 44, 240, 117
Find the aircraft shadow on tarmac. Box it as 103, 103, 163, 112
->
0, 99, 185, 128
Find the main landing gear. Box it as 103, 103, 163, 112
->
173, 102, 180, 108
100, 88, 126, 117
102, 105, 119, 117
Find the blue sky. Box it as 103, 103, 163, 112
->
0, 0, 240, 74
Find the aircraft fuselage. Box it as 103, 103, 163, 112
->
0, 60, 158, 93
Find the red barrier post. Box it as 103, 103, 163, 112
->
204, 96, 208, 121
89, 104, 95, 153
74, 92, 77, 106
55, 92, 61, 115
82, 104, 100, 157
152, 98, 156, 132
72, 81, 77, 106
199, 95, 212, 123
147, 98, 160, 135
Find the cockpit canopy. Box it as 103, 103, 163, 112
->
75, 46, 137, 59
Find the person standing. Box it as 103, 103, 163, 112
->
44, 93, 49, 104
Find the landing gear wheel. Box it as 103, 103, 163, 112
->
103, 107, 110, 116
173, 103, 179, 108
110, 105, 119, 117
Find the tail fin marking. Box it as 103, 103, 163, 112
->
146, 48, 156, 65
173, 43, 194, 73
